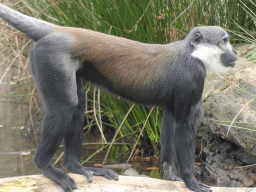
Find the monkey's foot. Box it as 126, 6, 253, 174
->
84, 166, 119, 180
187, 182, 211, 192
196, 182, 212, 192
41, 165, 77, 192
67, 164, 119, 182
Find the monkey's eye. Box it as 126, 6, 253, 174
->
220, 38, 228, 46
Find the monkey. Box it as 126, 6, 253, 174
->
0, 3, 238, 192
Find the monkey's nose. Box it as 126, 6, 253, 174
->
233, 47, 238, 55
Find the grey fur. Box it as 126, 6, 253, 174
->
0, 4, 52, 40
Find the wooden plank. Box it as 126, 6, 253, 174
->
0, 174, 255, 192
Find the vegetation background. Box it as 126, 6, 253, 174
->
0, 0, 255, 167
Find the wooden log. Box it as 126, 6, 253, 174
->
0, 174, 255, 192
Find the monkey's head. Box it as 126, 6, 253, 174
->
189, 26, 238, 74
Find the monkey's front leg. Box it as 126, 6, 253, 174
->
174, 119, 211, 192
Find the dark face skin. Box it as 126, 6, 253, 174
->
219, 37, 238, 67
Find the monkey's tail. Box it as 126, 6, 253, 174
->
0, 3, 52, 41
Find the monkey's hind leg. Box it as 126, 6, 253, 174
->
30, 34, 118, 191
63, 73, 119, 182
30, 37, 80, 191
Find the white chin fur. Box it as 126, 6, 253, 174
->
191, 44, 230, 74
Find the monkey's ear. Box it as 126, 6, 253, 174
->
191, 32, 203, 46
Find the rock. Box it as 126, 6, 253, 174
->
123, 168, 140, 176
104, 163, 133, 169
201, 46, 256, 156
196, 48, 256, 188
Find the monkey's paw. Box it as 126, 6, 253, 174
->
41, 165, 77, 192
66, 163, 119, 182
184, 175, 212, 192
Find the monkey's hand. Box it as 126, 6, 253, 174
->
183, 175, 212, 192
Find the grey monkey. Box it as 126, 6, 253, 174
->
0, 3, 237, 192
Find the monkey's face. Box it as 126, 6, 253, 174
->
190, 27, 238, 74
218, 36, 238, 68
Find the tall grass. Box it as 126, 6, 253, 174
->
2, 0, 255, 162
